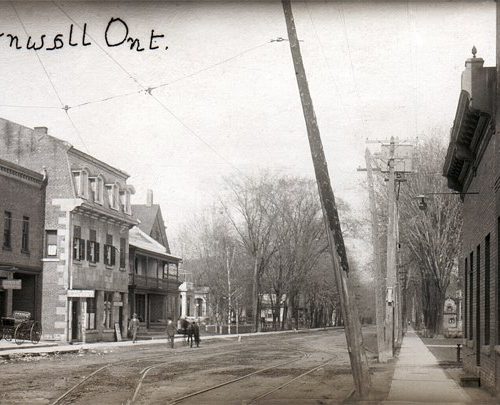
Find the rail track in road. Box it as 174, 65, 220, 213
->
49, 329, 350, 405
49, 342, 244, 405
133, 334, 349, 404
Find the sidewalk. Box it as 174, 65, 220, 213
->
384, 328, 470, 404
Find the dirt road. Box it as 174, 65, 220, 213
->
0, 327, 390, 404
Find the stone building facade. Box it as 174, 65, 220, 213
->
443, 51, 499, 392
0, 119, 137, 342
0, 158, 46, 321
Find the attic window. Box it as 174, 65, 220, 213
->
72, 170, 89, 199
120, 190, 131, 215
106, 183, 119, 210
89, 176, 104, 204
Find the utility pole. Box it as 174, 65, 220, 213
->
226, 244, 233, 335
364, 149, 387, 362
281, 0, 371, 397
385, 136, 397, 357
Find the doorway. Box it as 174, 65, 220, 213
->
71, 299, 79, 341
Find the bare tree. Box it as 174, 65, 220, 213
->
221, 174, 279, 332
397, 135, 463, 336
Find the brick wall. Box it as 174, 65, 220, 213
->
462, 130, 497, 391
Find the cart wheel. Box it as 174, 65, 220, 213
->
14, 323, 24, 345
30, 322, 41, 344
4, 327, 13, 342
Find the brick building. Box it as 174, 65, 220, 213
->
129, 191, 181, 329
0, 158, 46, 321
443, 50, 499, 391
0, 119, 137, 342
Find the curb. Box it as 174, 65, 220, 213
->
0, 326, 340, 361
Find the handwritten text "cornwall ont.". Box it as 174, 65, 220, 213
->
0, 17, 168, 52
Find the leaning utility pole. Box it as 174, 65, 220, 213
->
282, 0, 371, 397
385, 137, 397, 357
365, 149, 387, 362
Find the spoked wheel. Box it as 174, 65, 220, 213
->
14, 323, 25, 345
3, 328, 12, 342
30, 321, 41, 344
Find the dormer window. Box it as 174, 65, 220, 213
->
89, 176, 104, 204
105, 183, 120, 210
72, 169, 89, 199
120, 190, 131, 214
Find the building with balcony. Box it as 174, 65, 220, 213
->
0, 158, 46, 321
129, 191, 181, 330
0, 119, 137, 342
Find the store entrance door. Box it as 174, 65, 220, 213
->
71, 300, 79, 341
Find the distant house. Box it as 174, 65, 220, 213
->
0, 158, 46, 322
128, 191, 182, 329
442, 297, 462, 338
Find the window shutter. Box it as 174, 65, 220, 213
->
79, 239, 86, 261
96, 242, 100, 263
87, 240, 91, 261
111, 246, 116, 266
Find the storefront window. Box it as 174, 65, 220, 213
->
87, 297, 96, 330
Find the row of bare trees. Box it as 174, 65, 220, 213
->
177, 173, 366, 332
372, 133, 462, 337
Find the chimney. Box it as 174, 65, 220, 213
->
34, 127, 48, 138
146, 189, 153, 206
461, 46, 494, 114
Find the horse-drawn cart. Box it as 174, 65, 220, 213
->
1, 311, 41, 345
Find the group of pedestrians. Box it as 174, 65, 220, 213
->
128, 314, 200, 349
179, 317, 200, 348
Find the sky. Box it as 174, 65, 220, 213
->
0, 1, 496, 263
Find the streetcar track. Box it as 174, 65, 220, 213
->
249, 358, 334, 403
50, 329, 347, 405
49, 343, 243, 405
165, 352, 311, 405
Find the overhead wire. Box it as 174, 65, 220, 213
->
337, 1, 370, 137
53, 1, 248, 178
10, 1, 90, 153
303, 1, 357, 176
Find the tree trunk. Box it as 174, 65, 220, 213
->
252, 255, 259, 333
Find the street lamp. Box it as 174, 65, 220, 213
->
414, 191, 479, 211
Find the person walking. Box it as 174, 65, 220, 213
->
192, 321, 200, 348
187, 322, 194, 348
129, 313, 140, 343
166, 318, 176, 349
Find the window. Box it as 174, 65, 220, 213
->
104, 234, 115, 267
87, 229, 100, 264
103, 292, 113, 329
464, 257, 468, 339
485, 235, 491, 345
87, 298, 96, 330
21, 216, 29, 252
73, 226, 85, 261
106, 184, 119, 210
119, 237, 126, 269
46, 230, 58, 257
89, 176, 104, 204
469, 252, 473, 340
73, 170, 89, 198
3, 211, 11, 249
119, 190, 131, 214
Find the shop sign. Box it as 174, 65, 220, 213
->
2, 279, 22, 289
67, 289, 95, 298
